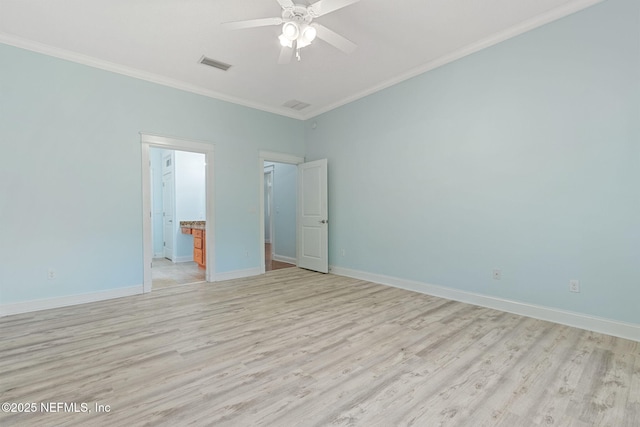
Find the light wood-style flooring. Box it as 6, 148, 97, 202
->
1, 268, 638, 426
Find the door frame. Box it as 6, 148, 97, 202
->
141, 133, 215, 292
258, 151, 305, 274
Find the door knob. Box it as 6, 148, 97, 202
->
319, 219, 328, 224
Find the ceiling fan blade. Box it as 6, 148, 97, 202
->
276, 0, 295, 8
309, 0, 360, 17
314, 23, 357, 54
221, 17, 283, 30
278, 46, 294, 64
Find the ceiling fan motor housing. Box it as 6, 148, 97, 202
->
282, 5, 313, 24
222, 0, 360, 61
281, 5, 317, 46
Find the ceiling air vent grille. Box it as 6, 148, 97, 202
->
283, 99, 311, 111
199, 56, 232, 71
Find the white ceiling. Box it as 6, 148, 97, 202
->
0, 0, 601, 119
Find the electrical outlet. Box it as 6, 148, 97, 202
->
569, 279, 580, 293
340, 248, 346, 257
48, 270, 56, 280
492, 269, 502, 280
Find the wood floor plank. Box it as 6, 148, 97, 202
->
0, 268, 638, 426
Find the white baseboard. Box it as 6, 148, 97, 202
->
173, 255, 193, 263
273, 254, 297, 265
214, 267, 262, 282
330, 266, 640, 343
0, 285, 144, 317
1, 266, 263, 316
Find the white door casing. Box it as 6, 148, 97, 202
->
297, 159, 328, 273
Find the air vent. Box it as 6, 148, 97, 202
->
199, 56, 232, 71
282, 99, 311, 111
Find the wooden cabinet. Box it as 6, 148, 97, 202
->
180, 223, 206, 269
192, 229, 206, 269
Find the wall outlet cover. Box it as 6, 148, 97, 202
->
569, 279, 580, 293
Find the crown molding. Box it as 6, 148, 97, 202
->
0, 0, 603, 122
302, 0, 605, 119
0, 32, 305, 120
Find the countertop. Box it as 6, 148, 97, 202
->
180, 221, 205, 230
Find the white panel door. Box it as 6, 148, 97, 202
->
297, 159, 328, 273
162, 153, 175, 260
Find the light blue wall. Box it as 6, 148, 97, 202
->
0, 43, 304, 304
305, 0, 640, 324
272, 162, 297, 259
1, 0, 638, 326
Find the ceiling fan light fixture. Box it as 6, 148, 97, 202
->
302, 25, 317, 43
297, 25, 312, 48
282, 21, 299, 41
279, 34, 293, 47
222, 0, 361, 62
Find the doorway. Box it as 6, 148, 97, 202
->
141, 134, 215, 293
151, 148, 206, 289
259, 151, 305, 273
263, 161, 297, 271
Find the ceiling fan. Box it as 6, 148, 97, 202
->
222, 0, 360, 64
